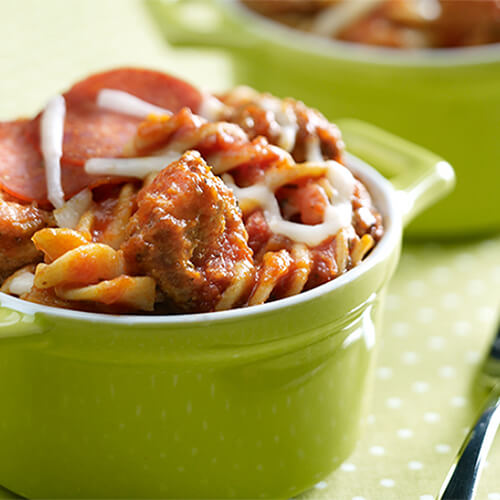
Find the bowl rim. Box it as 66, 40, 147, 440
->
0, 154, 401, 326
229, 0, 500, 67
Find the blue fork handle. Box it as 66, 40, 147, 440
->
438, 385, 500, 500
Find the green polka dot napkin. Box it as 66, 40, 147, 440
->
0, 2, 499, 499
299, 238, 500, 500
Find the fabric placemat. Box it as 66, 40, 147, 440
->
300, 238, 500, 500
1, 1, 499, 498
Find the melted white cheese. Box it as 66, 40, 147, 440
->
97, 89, 172, 118
259, 96, 298, 153
53, 188, 92, 229
41, 94, 66, 209
305, 136, 324, 162
85, 152, 183, 179
7, 270, 35, 296
198, 93, 227, 121
310, 0, 385, 37
224, 160, 355, 247
417, 0, 441, 20
224, 85, 259, 106
225, 87, 299, 153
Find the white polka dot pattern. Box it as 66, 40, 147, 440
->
369, 446, 385, 456
397, 428, 413, 439
300, 238, 500, 500
408, 461, 423, 470
0, 4, 499, 498
379, 478, 395, 488
340, 463, 356, 472
435, 444, 451, 454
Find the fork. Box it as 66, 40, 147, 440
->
437, 320, 500, 500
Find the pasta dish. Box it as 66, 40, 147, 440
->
0, 68, 383, 314
243, 0, 500, 49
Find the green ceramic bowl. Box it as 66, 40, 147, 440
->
150, 0, 499, 238
0, 121, 453, 499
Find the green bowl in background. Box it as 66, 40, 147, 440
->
150, 0, 499, 239
0, 121, 453, 499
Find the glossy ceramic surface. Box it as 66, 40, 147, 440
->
151, 0, 500, 238
0, 122, 453, 498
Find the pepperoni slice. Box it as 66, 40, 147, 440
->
65, 67, 202, 111
0, 120, 46, 203
28, 68, 203, 166
60, 68, 203, 166
1, 68, 204, 203
61, 165, 131, 203
0, 119, 129, 205
61, 103, 141, 166
29, 106, 141, 167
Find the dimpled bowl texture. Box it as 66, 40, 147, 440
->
150, 0, 500, 238
0, 122, 454, 499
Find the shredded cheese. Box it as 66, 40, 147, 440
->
305, 136, 324, 162
310, 0, 385, 37
85, 152, 183, 179
223, 160, 355, 247
198, 93, 227, 121
223, 86, 300, 153
259, 96, 298, 153
97, 89, 172, 118
53, 188, 92, 229
6, 270, 35, 296
41, 94, 66, 209
417, 0, 441, 20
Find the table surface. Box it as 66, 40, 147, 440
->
1, 1, 499, 499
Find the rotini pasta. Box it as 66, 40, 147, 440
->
0, 68, 383, 314
33, 244, 124, 289
55, 276, 155, 311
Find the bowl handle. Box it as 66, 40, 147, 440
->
337, 119, 455, 227
0, 305, 46, 342
146, 0, 256, 48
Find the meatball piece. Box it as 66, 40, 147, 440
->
0, 199, 52, 281
121, 151, 255, 313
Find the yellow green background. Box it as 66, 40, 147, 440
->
0, 1, 499, 498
